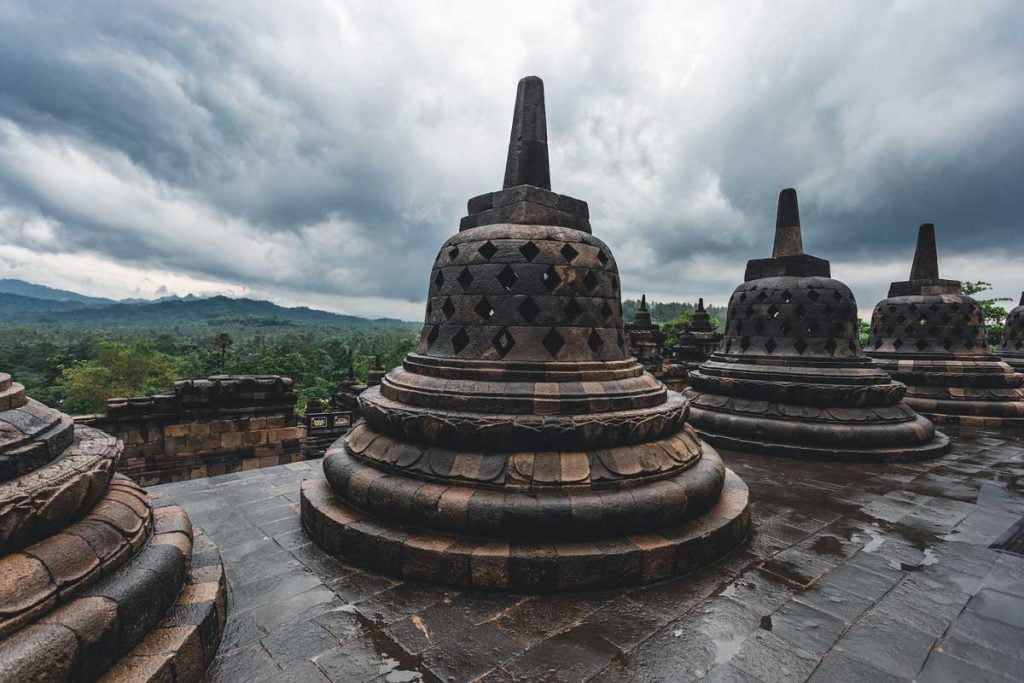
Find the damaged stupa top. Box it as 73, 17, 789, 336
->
682, 189, 949, 461
302, 76, 750, 592
460, 76, 591, 232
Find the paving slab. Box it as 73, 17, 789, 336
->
149, 425, 1024, 681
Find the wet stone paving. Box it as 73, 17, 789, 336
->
150, 426, 1024, 682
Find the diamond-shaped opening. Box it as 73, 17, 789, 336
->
457, 267, 474, 290
448, 246, 460, 261
519, 296, 540, 322
542, 328, 566, 357
832, 290, 843, 301
874, 338, 883, 349
587, 329, 604, 354
565, 298, 583, 322
893, 338, 903, 349
441, 297, 455, 320
756, 290, 768, 301
807, 290, 820, 302
492, 327, 515, 357
904, 325, 915, 336
560, 243, 579, 262
794, 304, 806, 319
601, 301, 613, 320
929, 304, 940, 312
780, 321, 792, 334
918, 316, 929, 325
426, 325, 439, 346
474, 297, 494, 320
915, 338, 929, 351
896, 315, 906, 324
597, 249, 609, 266
764, 338, 777, 353
824, 338, 838, 355
434, 270, 445, 290
794, 339, 808, 355
542, 266, 561, 292
497, 265, 519, 292
740, 336, 751, 351
519, 241, 540, 262
807, 321, 820, 334
739, 293, 748, 302
781, 290, 793, 303
451, 327, 470, 354
617, 332, 625, 352
478, 241, 498, 260
754, 321, 765, 333
768, 304, 779, 319
583, 270, 599, 291
848, 340, 858, 353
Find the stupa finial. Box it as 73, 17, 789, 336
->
909, 223, 939, 280
1020, 291, 1024, 307
503, 76, 550, 190
640, 294, 648, 311
697, 297, 705, 312
772, 188, 803, 258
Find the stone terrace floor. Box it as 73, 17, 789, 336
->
150, 426, 1024, 682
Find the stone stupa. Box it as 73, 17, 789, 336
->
0, 371, 225, 681
867, 224, 1024, 425
682, 189, 950, 461
625, 294, 666, 373
999, 293, 1024, 373
301, 76, 750, 592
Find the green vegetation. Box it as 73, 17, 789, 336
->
0, 320, 418, 415
963, 281, 1011, 349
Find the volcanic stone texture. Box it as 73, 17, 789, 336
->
0, 374, 227, 681
867, 226, 1024, 426
302, 76, 749, 591
999, 293, 1024, 373
79, 375, 308, 485
683, 191, 949, 462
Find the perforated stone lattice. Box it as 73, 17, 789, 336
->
419, 231, 625, 361
869, 297, 988, 354
1000, 303, 1024, 355
719, 279, 861, 358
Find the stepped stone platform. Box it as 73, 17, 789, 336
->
1000, 293, 1024, 373
151, 424, 1024, 682
0, 370, 227, 681
867, 224, 1024, 426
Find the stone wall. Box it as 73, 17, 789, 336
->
77, 375, 308, 485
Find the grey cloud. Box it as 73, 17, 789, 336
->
0, 1, 1020, 315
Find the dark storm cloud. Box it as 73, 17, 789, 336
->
0, 1, 1020, 317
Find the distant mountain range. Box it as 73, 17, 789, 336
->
0, 279, 411, 327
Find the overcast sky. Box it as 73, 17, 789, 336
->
0, 1, 1021, 320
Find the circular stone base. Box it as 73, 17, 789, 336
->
914, 411, 1024, 427
300, 470, 750, 592
691, 422, 951, 462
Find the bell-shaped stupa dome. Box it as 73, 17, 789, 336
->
1001, 293, 1024, 373
682, 190, 949, 461
301, 77, 750, 592
867, 225, 1024, 425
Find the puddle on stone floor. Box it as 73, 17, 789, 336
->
811, 535, 844, 556
349, 608, 433, 682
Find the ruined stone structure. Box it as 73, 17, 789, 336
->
79, 375, 307, 485
1000, 293, 1024, 373
0, 371, 225, 681
867, 225, 1024, 425
625, 294, 666, 373
683, 190, 949, 461
302, 76, 750, 592
660, 297, 723, 390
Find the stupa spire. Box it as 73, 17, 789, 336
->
772, 188, 803, 258
697, 297, 705, 312
909, 223, 939, 280
503, 76, 550, 190
640, 294, 647, 311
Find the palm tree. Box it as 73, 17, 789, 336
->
213, 333, 234, 369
